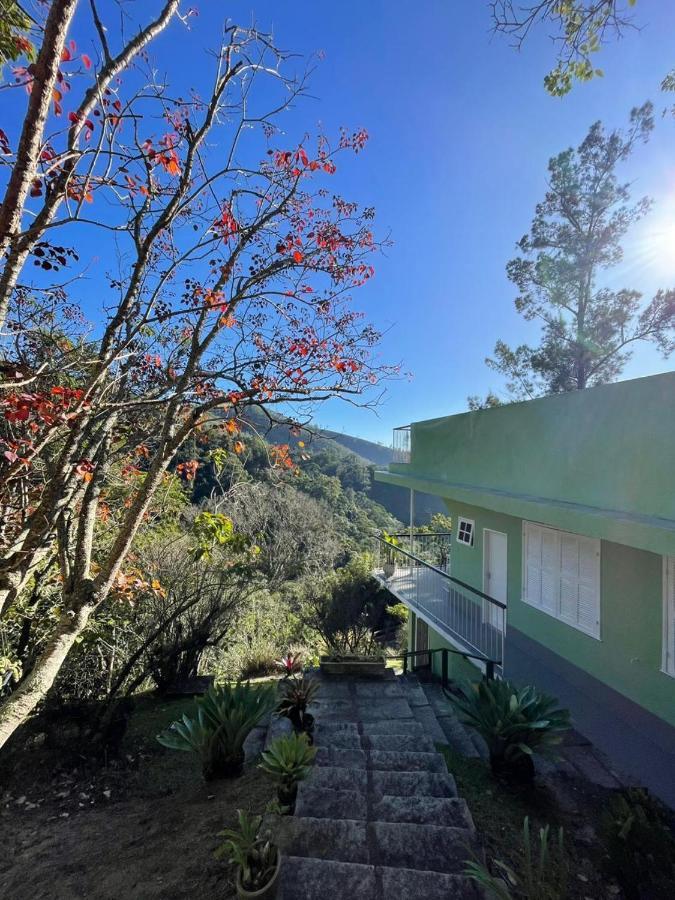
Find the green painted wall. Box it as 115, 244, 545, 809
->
440, 498, 675, 728
378, 372, 675, 557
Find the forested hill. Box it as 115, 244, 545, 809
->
188, 408, 447, 528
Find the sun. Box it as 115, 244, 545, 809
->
628, 200, 675, 284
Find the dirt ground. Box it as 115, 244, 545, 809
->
0, 696, 275, 900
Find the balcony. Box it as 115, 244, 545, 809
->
373, 533, 505, 672
391, 425, 411, 464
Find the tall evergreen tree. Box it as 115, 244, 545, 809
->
482, 104, 675, 401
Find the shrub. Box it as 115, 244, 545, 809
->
448, 678, 570, 781
157, 681, 276, 779
465, 816, 567, 900
277, 674, 320, 732
215, 810, 280, 894
259, 731, 317, 808
601, 788, 675, 899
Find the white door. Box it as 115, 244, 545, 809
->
484, 530, 507, 628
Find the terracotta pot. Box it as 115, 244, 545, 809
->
236, 852, 281, 900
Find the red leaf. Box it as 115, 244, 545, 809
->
60, 47, 71, 62
293, 250, 304, 263
81, 54, 92, 70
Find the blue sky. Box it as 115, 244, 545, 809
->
195, 0, 675, 444
9, 1, 675, 445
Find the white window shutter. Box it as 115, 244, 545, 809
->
522, 521, 600, 638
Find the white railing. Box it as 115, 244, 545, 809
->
392, 425, 411, 464
374, 537, 505, 670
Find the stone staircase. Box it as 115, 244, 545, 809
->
273, 671, 481, 899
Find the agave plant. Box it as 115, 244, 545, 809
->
215, 809, 280, 895
259, 731, 317, 807
157, 681, 277, 780
449, 678, 570, 781
276, 674, 319, 733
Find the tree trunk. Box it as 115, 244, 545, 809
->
0, 0, 79, 331
0, 593, 94, 750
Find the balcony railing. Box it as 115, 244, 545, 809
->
392, 425, 411, 464
384, 531, 451, 572
374, 535, 505, 671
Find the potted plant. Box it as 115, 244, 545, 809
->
448, 677, 571, 783
276, 674, 319, 738
382, 532, 399, 579
259, 731, 317, 811
157, 681, 277, 780
216, 810, 281, 899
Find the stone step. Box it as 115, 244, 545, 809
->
280, 856, 375, 899
422, 684, 483, 758
368, 749, 447, 773
362, 732, 436, 753
306, 765, 368, 793
370, 821, 472, 873
410, 703, 448, 745
371, 795, 474, 828
314, 729, 362, 750
370, 770, 458, 798
315, 747, 367, 769
360, 719, 424, 736
354, 699, 413, 722
280, 857, 481, 899
379, 866, 482, 899
295, 786, 367, 821
277, 817, 368, 864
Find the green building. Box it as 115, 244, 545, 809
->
374, 372, 675, 806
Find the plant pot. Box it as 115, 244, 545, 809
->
320, 656, 386, 678
383, 562, 396, 579
236, 852, 281, 900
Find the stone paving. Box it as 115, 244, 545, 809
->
273, 670, 481, 899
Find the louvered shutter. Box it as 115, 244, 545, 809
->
577, 536, 601, 637
540, 527, 560, 614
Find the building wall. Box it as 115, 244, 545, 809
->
443, 498, 675, 729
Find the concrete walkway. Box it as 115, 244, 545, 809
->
273, 670, 481, 899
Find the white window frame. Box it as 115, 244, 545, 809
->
522, 521, 601, 639
456, 517, 475, 547
663, 556, 675, 678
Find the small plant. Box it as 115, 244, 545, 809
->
259, 731, 317, 808
276, 650, 303, 677
465, 816, 567, 900
382, 531, 399, 575
157, 681, 277, 780
448, 678, 570, 781
601, 788, 675, 899
276, 674, 319, 733
215, 809, 280, 898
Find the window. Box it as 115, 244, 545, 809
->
457, 517, 475, 547
664, 556, 675, 678
522, 521, 601, 638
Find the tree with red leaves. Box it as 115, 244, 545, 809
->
0, 9, 392, 747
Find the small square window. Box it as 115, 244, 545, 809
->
457, 517, 474, 547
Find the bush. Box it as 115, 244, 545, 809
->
601, 788, 675, 899
156, 681, 276, 779
259, 731, 317, 808
215, 810, 279, 893
277, 674, 320, 731
448, 678, 570, 781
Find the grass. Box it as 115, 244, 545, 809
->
438, 745, 608, 899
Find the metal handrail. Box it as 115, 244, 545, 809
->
393, 647, 500, 682
377, 536, 506, 611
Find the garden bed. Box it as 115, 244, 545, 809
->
0, 694, 275, 899
320, 655, 386, 677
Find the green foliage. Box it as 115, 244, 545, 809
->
0, 1, 35, 69
601, 788, 675, 899
215, 809, 279, 892
298, 554, 391, 656
191, 510, 252, 562
484, 104, 675, 402
259, 731, 317, 802
449, 679, 570, 777
465, 816, 567, 900
277, 674, 320, 728
156, 682, 276, 779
